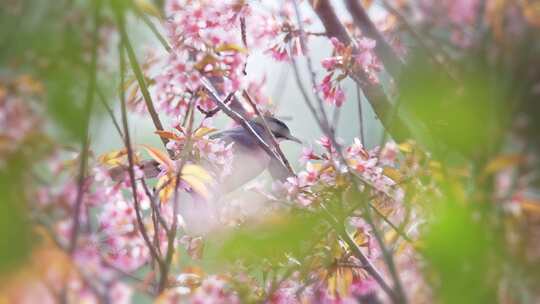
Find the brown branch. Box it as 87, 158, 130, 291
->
115, 7, 164, 277
117, 9, 171, 156
292, 2, 332, 135
357, 197, 407, 303
141, 179, 171, 235
201, 78, 291, 177
344, 0, 403, 78
319, 204, 397, 302
97, 86, 124, 141
310, 0, 411, 143
242, 90, 295, 175
197, 92, 234, 118
289, 55, 323, 126
158, 100, 195, 293
69, 0, 102, 254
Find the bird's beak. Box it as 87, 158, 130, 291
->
286, 134, 302, 144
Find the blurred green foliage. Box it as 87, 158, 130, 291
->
0, 155, 33, 274
399, 56, 507, 161
422, 200, 503, 304
0, 0, 105, 141
217, 211, 326, 264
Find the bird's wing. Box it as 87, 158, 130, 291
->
214, 125, 290, 182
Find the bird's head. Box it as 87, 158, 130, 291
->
253, 116, 302, 144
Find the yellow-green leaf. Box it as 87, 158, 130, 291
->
182, 174, 211, 200
398, 141, 414, 153
484, 154, 525, 175
521, 199, 540, 214
155, 130, 184, 141
134, 0, 162, 19
383, 166, 402, 183
98, 149, 127, 166
193, 127, 217, 139
157, 174, 175, 203
215, 43, 247, 53
182, 164, 213, 183
194, 54, 219, 71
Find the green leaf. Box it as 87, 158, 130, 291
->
217, 211, 326, 264
422, 201, 502, 304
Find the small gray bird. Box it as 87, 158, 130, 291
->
110, 116, 300, 186
209, 116, 301, 193
109, 116, 300, 234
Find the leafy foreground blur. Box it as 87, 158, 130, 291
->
1, 0, 540, 303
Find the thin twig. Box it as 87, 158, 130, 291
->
201, 78, 291, 176
242, 90, 295, 175
289, 55, 322, 126
293, 2, 408, 302
69, 0, 102, 254
320, 204, 397, 301
97, 86, 124, 141
379, 0, 458, 82
292, 0, 332, 136
116, 9, 164, 275
356, 84, 365, 145
358, 198, 406, 303
141, 179, 171, 234
158, 100, 195, 292
197, 92, 234, 118
135, 6, 172, 52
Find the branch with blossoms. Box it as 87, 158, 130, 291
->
4, 0, 540, 303
310, 0, 411, 142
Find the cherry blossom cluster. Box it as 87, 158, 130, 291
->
284, 137, 401, 207
152, 0, 281, 118
318, 36, 382, 107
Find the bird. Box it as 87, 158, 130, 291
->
110, 115, 300, 188
109, 115, 301, 234
209, 115, 301, 193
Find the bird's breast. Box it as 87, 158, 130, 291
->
218, 144, 271, 193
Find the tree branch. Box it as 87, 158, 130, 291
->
116, 8, 171, 155
344, 0, 403, 78
242, 90, 295, 175
69, 0, 101, 254
310, 0, 411, 142
201, 78, 291, 178
115, 6, 164, 276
